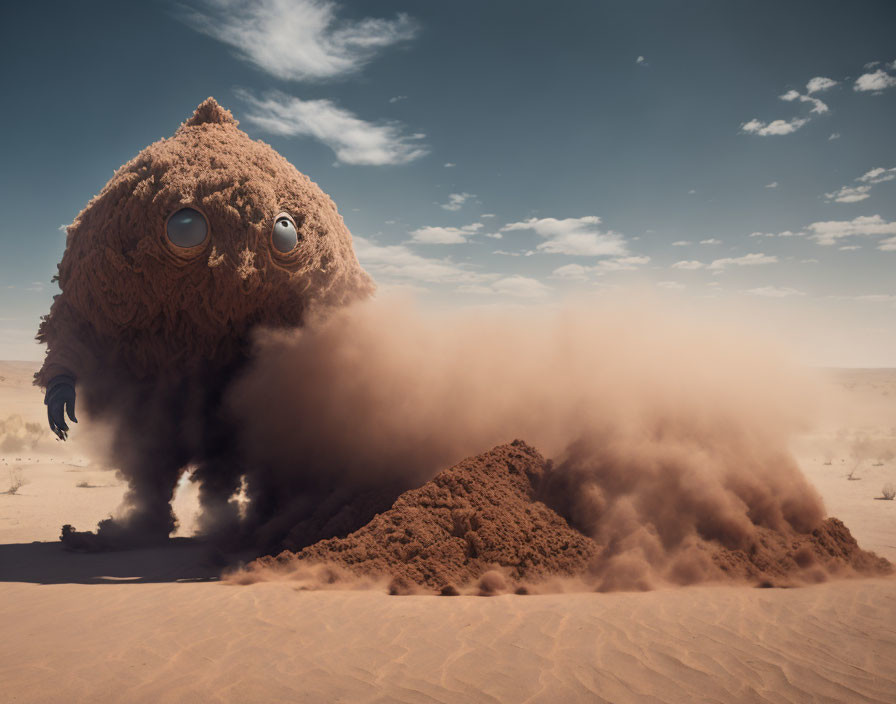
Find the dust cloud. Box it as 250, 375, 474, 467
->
222, 293, 882, 589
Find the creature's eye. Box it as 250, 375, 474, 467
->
272, 214, 299, 253
166, 208, 208, 248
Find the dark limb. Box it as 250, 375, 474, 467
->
45, 375, 77, 440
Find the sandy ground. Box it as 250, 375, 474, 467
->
1, 361, 895, 703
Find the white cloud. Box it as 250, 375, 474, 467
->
708, 253, 778, 271
824, 185, 872, 203
551, 264, 589, 280
671, 260, 704, 270
481, 213, 496, 218
594, 256, 650, 272
800, 258, 819, 264
779, 89, 828, 114
688, 189, 696, 195
354, 236, 491, 284
550, 257, 649, 279
491, 276, 551, 298
839, 245, 861, 251
857, 167, 896, 184
746, 286, 806, 298
806, 76, 838, 94
389, 95, 407, 103
825, 166, 896, 203
750, 230, 803, 238
180, 0, 416, 81
443, 162, 456, 168
237, 90, 427, 165
699, 238, 721, 245
854, 69, 896, 92
459, 275, 551, 298
878, 236, 896, 251
765, 181, 778, 189
671, 240, 691, 246
828, 132, 840, 140
807, 215, 896, 246
409, 223, 483, 245
440, 192, 475, 211
500, 216, 628, 257
636, 55, 646, 64
656, 281, 685, 290
741, 117, 809, 136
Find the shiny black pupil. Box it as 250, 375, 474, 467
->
167, 208, 207, 248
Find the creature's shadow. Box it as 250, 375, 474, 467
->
0, 539, 248, 585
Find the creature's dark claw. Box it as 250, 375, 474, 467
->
45, 376, 77, 441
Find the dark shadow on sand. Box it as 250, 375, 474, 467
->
0, 539, 249, 585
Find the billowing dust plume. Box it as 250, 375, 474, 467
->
222, 294, 889, 589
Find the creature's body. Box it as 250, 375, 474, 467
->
37, 99, 372, 547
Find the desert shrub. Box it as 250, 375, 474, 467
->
882, 483, 895, 501
5, 468, 26, 495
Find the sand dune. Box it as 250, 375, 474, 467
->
1, 577, 894, 703
2, 362, 895, 703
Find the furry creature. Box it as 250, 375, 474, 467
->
37, 98, 373, 548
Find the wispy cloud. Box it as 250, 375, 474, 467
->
460, 276, 552, 299
500, 216, 628, 257
806, 76, 838, 94
746, 286, 806, 298
708, 253, 778, 271
656, 281, 685, 290
825, 185, 872, 203
825, 166, 896, 203
807, 215, 896, 246
440, 192, 475, 211
671, 240, 692, 246
828, 132, 840, 140
858, 167, 896, 184
389, 95, 407, 103
742, 75, 836, 136
779, 89, 828, 114
551, 257, 649, 279
237, 90, 427, 165
354, 236, 492, 284
636, 55, 647, 66
671, 260, 704, 270
854, 69, 896, 92
179, 0, 416, 81
443, 162, 456, 168
741, 117, 808, 136
699, 238, 721, 245
409, 223, 483, 245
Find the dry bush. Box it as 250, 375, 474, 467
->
5, 468, 26, 495
882, 483, 895, 501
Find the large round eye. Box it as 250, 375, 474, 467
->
166, 208, 208, 248
272, 214, 299, 253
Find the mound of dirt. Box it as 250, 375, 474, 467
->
253, 441, 598, 590
247, 441, 891, 592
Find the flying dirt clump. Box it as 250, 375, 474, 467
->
36, 97, 372, 548
241, 441, 891, 593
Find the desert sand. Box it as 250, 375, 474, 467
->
1, 360, 895, 703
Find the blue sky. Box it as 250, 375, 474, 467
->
1, 0, 895, 365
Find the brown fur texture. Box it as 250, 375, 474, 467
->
37, 98, 371, 386
36, 99, 372, 546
